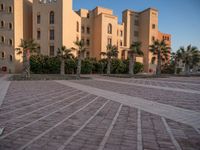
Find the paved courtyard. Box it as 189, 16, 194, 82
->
0, 75, 200, 150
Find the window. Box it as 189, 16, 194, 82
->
76, 36, 79, 41
108, 38, 112, 45
8, 6, 12, 13
120, 30, 123, 37
37, 30, 41, 40
1, 52, 5, 59
120, 40, 123, 46
117, 30, 119, 36
49, 45, 54, 56
76, 22, 79, 32
87, 13, 90, 18
10, 55, 13, 62
86, 39, 90, 46
38, 46, 41, 53
152, 24, 156, 29
108, 23, 112, 34
86, 27, 90, 34
134, 20, 139, 26
0, 21, 4, 28
81, 26, 85, 33
86, 51, 90, 57
81, 38, 85, 44
1, 36, 5, 43
50, 11, 54, 24
152, 36, 155, 41
37, 14, 41, 24
50, 29, 54, 40
9, 23, 12, 29
134, 31, 139, 37
9, 39, 12, 45
0, 4, 4, 11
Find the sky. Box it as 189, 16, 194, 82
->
73, 0, 200, 52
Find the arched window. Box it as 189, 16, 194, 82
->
50, 11, 54, 24
1, 52, 5, 59
8, 6, 12, 13
9, 23, 12, 29
76, 21, 79, 32
9, 39, 13, 45
1, 21, 4, 28
1, 36, 5, 43
10, 55, 13, 62
108, 23, 112, 34
0, 4, 4, 11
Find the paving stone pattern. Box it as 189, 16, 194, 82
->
0, 76, 200, 150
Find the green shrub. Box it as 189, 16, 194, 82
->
81, 58, 94, 74
30, 55, 144, 75
30, 55, 60, 74
111, 59, 127, 74
134, 62, 144, 74
65, 59, 76, 74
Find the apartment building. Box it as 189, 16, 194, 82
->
32, 0, 80, 56
0, 0, 171, 73
123, 9, 171, 72
77, 7, 125, 59
0, 0, 32, 73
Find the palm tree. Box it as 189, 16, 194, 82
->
57, 46, 74, 75
149, 39, 170, 75
177, 45, 200, 75
16, 39, 39, 78
171, 51, 182, 74
127, 42, 143, 75
100, 44, 118, 75
73, 40, 87, 79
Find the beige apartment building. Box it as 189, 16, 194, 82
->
0, 0, 32, 73
0, 0, 171, 73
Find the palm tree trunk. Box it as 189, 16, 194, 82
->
76, 57, 82, 79
174, 60, 177, 75
129, 54, 134, 75
107, 58, 111, 75
60, 59, 65, 75
185, 64, 190, 75
156, 53, 161, 75
22, 52, 30, 78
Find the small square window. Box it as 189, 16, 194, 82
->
81, 26, 85, 33
134, 31, 139, 37
152, 24, 156, 29
87, 27, 90, 34
86, 39, 90, 46
134, 20, 139, 26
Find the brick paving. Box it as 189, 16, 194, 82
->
72, 79, 200, 112
0, 75, 200, 150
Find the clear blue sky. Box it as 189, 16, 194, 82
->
73, 0, 200, 52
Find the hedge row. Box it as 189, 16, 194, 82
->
30, 55, 144, 74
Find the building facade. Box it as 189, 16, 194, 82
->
0, 0, 32, 73
0, 0, 171, 73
